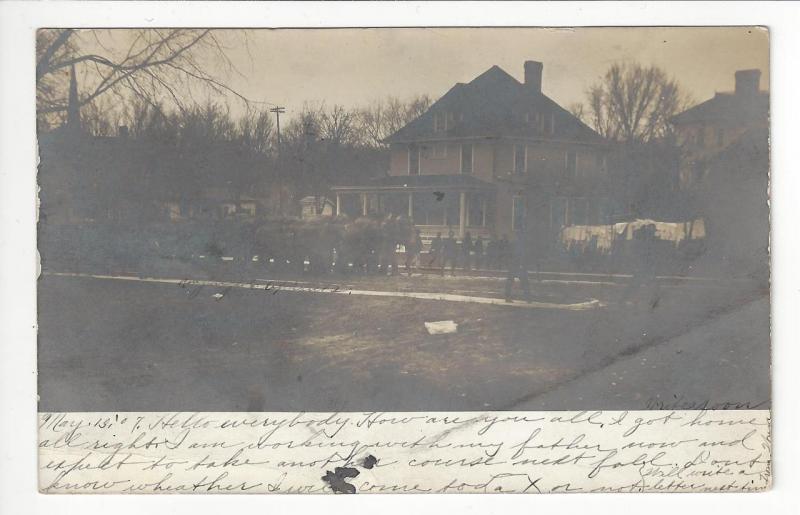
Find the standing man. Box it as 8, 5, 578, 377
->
442, 230, 458, 276
485, 236, 498, 270
623, 222, 659, 305
461, 231, 473, 272
429, 232, 443, 268
499, 234, 511, 271
504, 228, 532, 302
473, 235, 485, 270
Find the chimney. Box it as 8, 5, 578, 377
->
524, 60, 543, 93
118, 125, 129, 138
735, 69, 761, 96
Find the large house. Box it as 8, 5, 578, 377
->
671, 69, 769, 190
670, 69, 769, 275
332, 61, 613, 248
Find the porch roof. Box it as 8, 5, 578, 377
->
331, 174, 496, 193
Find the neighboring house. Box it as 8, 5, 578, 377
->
671, 69, 769, 190
671, 69, 769, 277
300, 196, 335, 220
332, 60, 613, 247
39, 74, 273, 224
38, 124, 164, 225
162, 188, 261, 221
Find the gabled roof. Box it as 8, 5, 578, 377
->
671, 91, 769, 125
384, 65, 604, 145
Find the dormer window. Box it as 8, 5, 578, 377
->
433, 111, 455, 133
525, 112, 546, 134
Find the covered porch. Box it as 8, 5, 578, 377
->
331, 175, 495, 239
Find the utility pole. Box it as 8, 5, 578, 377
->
270, 106, 286, 214
270, 106, 285, 147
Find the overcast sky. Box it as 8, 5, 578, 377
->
91, 27, 770, 121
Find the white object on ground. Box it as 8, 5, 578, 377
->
212, 293, 225, 300
424, 320, 458, 335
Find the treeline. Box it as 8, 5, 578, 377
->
77, 95, 432, 212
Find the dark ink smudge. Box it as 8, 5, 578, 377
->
322, 466, 360, 494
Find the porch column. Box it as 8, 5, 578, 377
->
458, 191, 467, 238
361, 193, 368, 216
408, 193, 413, 218
335, 193, 341, 216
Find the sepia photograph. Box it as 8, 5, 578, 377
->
36, 27, 770, 415
6, 0, 800, 503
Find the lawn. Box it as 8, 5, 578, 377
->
37, 272, 767, 412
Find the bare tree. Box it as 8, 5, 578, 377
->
356, 94, 433, 147
581, 63, 692, 143
236, 108, 274, 155
568, 102, 586, 123
319, 104, 357, 146
36, 29, 251, 130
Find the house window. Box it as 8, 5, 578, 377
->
460, 144, 473, 174
550, 197, 567, 228
696, 127, 706, 147
433, 112, 444, 132
512, 196, 526, 231
422, 143, 447, 159
597, 154, 608, 175
433, 112, 454, 133
565, 150, 577, 178
549, 113, 555, 135
716, 128, 725, 147
444, 193, 459, 226
569, 198, 589, 226
433, 143, 447, 159
408, 145, 420, 175
467, 193, 486, 227
513, 144, 526, 175
593, 198, 614, 224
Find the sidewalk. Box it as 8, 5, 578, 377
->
45, 271, 604, 311
515, 294, 770, 411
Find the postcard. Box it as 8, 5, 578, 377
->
36, 26, 771, 493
